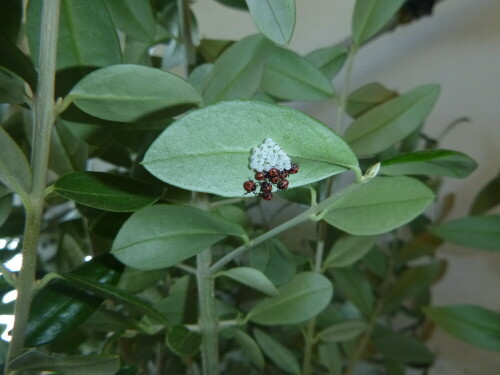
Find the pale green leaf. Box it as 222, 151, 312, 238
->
346, 82, 397, 118
143, 100, 358, 197
104, 0, 156, 43
231, 328, 265, 370
317, 320, 368, 343
305, 46, 348, 80
324, 235, 377, 269
0, 126, 31, 197
245, 0, 295, 46
219, 267, 278, 296
254, 329, 300, 374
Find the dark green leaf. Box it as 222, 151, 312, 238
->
254, 329, 300, 374
0, 0, 22, 42
166, 325, 202, 356
249, 238, 296, 286
470, 170, 500, 215
213, 205, 251, 230
261, 47, 335, 101
323, 177, 435, 235
332, 266, 374, 318
202, 34, 274, 104
317, 320, 368, 343
27, 0, 122, 70
423, 305, 500, 351
218, 267, 278, 296
104, 0, 156, 43
50, 122, 88, 176
324, 235, 377, 269
247, 272, 333, 325
112, 204, 246, 269
0, 68, 25, 104
26, 255, 123, 346
154, 275, 191, 325
0, 193, 12, 228
54, 171, 163, 212
381, 149, 477, 178
305, 46, 348, 80
68, 64, 201, 122
344, 85, 440, 156
9, 351, 120, 375
346, 82, 398, 118
117, 267, 165, 293
215, 0, 248, 10
143, 101, 359, 197
374, 332, 434, 364
318, 343, 342, 375
352, 0, 406, 46
0, 125, 31, 198
231, 328, 265, 370
431, 215, 500, 251
0, 34, 37, 88
245, 0, 295, 46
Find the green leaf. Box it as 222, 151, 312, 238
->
153, 275, 191, 325
346, 82, 398, 118
373, 332, 434, 364
104, 0, 156, 43
215, 0, 248, 10
317, 320, 368, 343
9, 351, 120, 375
26, 255, 123, 347
143, 100, 359, 197
305, 46, 348, 80
27, 0, 121, 70
470, 171, 500, 215
0, 0, 22, 42
50, 122, 88, 176
54, 172, 163, 212
254, 329, 300, 375
0, 126, 32, 198
344, 85, 440, 156
218, 267, 278, 296
323, 177, 435, 235
352, 0, 406, 46
0, 34, 37, 88
249, 238, 296, 286
431, 215, 500, 251
261, 47, 335, 101
202, 34, 274, 104
0, 193, 12, 228
423, 305, 500, 351
324, 235, 377, 269
245, 0, 295, 46
0, 68, 26, 104
381, 150, 477, 178
231, 328, 265, 370
332, 266, 374, 318
247, 271, 333, 325
166, 325, 202, 356
68, 64, 201, 122
112, 204, 245, 270
382, 262, 441, 311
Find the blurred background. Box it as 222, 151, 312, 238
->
190, 0, 500, 373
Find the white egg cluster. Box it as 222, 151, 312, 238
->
249, 138, 292, 172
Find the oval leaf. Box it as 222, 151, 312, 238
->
381, 149, 477, 178
323, 177, 435, 235
344, 85, 440, 156
333, 266, 374, 318
27, 0, 121, 70
470, 171, 500, 215
166, 325, 202, 357
143, 101, 358, 197
254, 329, 300, 375
54, 171, 163, 212
346, 82, 398, 118
305, 46, 348, 80
249, 239, 296, 286
431, 215, 500, 251
231, 328, 265, 370
423, 305, 500, 351
0, 126, 32, 198
352, 0, 406, 46
245, 0, 295, 46
317, 320, 368, 343
261, 47, 335, 101
247, 271, 333, 325
68, 64, 201, 122
374, 332, 434, 364
219, 267, 278, 296
104, 0, 156, 43
324, 235, 377, 269
112, 204, 245, 270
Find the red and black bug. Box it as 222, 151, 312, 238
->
277, 179, 289, 190
268, 168, 279, 177
243, 180, 257, 193
260, 192, 273, 201
288, 164, 299, 174
254, 171, 267, 181
260, 181, 273, 194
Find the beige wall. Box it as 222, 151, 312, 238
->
192, 0, 500, 373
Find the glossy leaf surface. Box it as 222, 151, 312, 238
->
254, 329, 300, 374
54, 171, 163, 212
219, 267, 278, 296
245, 0, 295, 46
423, 305, 500, 351
381, 149, 477, 178
431, 215, 500, 251
68, 64, 201, 122
112, 205, 246, 269
323, 177, 435, 235
247, 272, 333, 325
262, 48, 335, 101
143, 101, 358, 197
344, 85, 440, 156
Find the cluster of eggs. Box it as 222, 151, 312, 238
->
243, 138, 299, 201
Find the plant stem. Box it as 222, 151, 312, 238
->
196, 248, 219, 375
335, 44, 358, 135
6, 0, 60, 367
177, 0, 196, 77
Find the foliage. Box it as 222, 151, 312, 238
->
0, 0, 498, 374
